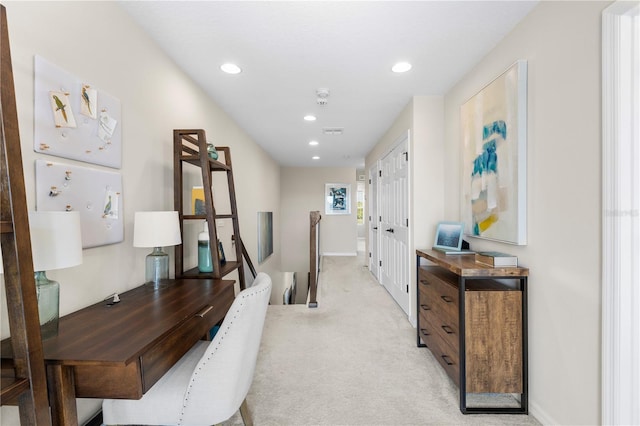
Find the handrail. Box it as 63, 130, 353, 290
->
230, 235, 257, 285
308, 211, 321, 308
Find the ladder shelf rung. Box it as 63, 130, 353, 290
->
1, 376, 30, 406
179, 155, 230, 171
0, 220, 13, 234
181, 261, 242, 279
182, 214, 236, 221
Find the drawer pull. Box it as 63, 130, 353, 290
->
420, 328, 430, 336
419, 279, 429, 285
441, 325, 454, 334
420, 304, 431, 311
196, 306, 213, 318
441, 355, 454, 366
440, 295, 454, 303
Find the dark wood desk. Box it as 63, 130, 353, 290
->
2, 278, 235, 426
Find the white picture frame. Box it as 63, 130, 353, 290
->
325, 183, 351, 215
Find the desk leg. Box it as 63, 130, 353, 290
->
47, 365, 78, 426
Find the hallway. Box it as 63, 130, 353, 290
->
227, 254, 540, 425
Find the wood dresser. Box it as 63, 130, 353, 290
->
416, 249, 529, 414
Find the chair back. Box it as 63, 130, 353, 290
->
179, 272, 272, 424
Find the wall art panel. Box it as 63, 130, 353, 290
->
460, 60, 527, 245
35, 159, 123, 248
34, 55, 122, 168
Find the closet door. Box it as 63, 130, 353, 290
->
368, 162, 380, 279
379, 135, 410, 315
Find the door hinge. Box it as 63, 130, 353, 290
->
369, 179, 371, 184
406, 285, 409, 293
379, 170, 382, 177
403, 151, 408, 161
379, 216, 382, 222
379, 260, 382, 267
406, 218, 409, 226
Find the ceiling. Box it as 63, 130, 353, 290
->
119, 1, 538, 169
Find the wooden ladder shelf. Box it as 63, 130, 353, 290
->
0, 5, 52, 424
173, 129, 251, 289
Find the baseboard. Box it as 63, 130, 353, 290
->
322, 252, 357, 256
528, 399, 555, 425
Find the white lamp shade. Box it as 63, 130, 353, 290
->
29, 211, 83, 272
133, 211, 182, 248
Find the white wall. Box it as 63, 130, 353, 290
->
0, 2, 280, 423
280, 167, 357, 300
365, 96, 444, 325
443, 2, 607, 424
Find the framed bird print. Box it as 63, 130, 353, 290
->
34, 55, 122, 169
49, 91, 77, 128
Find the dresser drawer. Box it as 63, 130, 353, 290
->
418, 266, 459, 325
419, 303, 459, 351
418, 320, 460, 387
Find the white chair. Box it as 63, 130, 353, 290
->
102, 273, 272, 425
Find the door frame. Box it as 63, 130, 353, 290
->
373, 130, 412, 317
602, 2, 640, 424
368, 161, 380, 280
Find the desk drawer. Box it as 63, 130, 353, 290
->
74, 362, 143, 399
73, 306, 216, 399
140, 304, 219, 393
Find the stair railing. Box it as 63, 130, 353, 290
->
307, 211, 321, 308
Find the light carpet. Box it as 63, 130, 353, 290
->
223, 253, 540, 425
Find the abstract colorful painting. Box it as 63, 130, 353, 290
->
460, 61, 527, 245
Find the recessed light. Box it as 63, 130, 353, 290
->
220, 63, 242, 74
392, 62, 412, 73
312, 156, 320, 160
309, 141, 319, 146
304, 115, 317, 122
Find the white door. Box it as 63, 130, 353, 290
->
368, 163, 380, 279
379, 136, 410, 315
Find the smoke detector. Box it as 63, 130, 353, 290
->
316, 88, 330, 106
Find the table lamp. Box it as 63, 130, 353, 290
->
133, 211, 181, 288
29, 211, 83, 340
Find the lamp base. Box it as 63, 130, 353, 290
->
146, 247, 169, 289
34, 271, 60, 340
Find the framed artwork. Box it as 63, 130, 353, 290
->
460, 60, 527, 245
257, 211, 273, 263
325, 183, 351, 215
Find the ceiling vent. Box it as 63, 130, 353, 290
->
316, 88, 330, 106
323, 127, 344, 135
